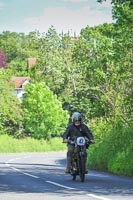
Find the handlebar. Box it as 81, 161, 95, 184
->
63, 139, 94, 145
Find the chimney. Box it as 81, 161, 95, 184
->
27, 58, 37, 68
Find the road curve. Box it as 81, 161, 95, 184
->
0, 152, 133, 200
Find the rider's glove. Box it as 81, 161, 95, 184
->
90, 140, 95, 144
63, 139, 68, 143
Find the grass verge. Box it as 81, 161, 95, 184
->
0, 134, 66, 153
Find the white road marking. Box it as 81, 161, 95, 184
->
11, 166, 20, 172
5, 163, 10, 167
5, 158, 39, 179
23, 172, 39, 178
46, 180, 75, 190
11, 166, 39, 178
87, 194, 111, 200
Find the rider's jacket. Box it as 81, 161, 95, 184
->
62, 123, 94, 141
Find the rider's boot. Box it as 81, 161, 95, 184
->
65, 153, 72, 173
65, 166, 71, 173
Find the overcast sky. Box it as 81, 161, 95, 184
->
0, 0, 113, 35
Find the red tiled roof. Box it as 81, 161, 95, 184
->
11, 77, 30, 89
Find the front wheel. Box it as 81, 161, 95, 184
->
71, 160, 78, 181
79, 155, 86, 182
72, 172, 76, 181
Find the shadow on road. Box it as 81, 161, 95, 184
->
0, 155, 133, 198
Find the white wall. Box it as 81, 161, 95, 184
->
13, 80, 30, 102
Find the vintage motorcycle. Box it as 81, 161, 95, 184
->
64, 136, 91, 182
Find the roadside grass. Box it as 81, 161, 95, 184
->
0, 134, 66, 153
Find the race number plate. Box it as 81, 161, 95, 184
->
77, 137, 85, 146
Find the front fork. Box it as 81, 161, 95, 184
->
71, 147, 86, 175
78, 147, 86, 171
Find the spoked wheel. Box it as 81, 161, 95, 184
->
79, 156, 86, 182
71, 160, 77, 181
72, 172, 77, 181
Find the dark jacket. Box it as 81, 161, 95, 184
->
62, 123, 94, 141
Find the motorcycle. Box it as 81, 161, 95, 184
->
64, 136, 91, 182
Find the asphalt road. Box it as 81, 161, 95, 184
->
0, 151, 133, 200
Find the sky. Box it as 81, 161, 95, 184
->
0, 0, 113, 36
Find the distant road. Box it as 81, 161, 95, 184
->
0, 152, 133, 200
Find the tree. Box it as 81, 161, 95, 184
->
0, 68, 23, 135
29, 27, 79, 115
71, 24, 116, 119
97, 0, 106, 2
0, 31, 39, 76
22, 82, 69, 139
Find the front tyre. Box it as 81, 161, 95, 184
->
71, 160, 77, 181
72, 172, 76, 181
79, 155, 86, 182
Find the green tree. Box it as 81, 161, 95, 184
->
72, 24, 116, 119
0, 31, 39, 76
111, 0, 133, 124
29, 27, 79, 114
0, 68, 23, 135
22, 82, 69, 139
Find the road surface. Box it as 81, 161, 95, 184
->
0, 151, 133, 200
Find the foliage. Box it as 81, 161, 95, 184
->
111, 0, 133, 124
97, 0, 106, 3
107, 123, 133, 176
0, 69, 23, 135
88, 118, 133, 176
0, 0, 132, 176
0, 134, 66, 153
0, 49, 7, 68
0, 31, 38, 75
22, 82, 69, 139
8, 59, 28, 76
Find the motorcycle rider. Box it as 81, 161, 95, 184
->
62, 112, 94, 173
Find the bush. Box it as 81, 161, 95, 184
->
22, 82, 69, 139
107, 123, 133, 176
87, 118, 133, 177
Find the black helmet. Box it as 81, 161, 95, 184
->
72, 112, 82, 123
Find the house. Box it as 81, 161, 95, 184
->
10, 58, 36, 101
11, 77, 30, 101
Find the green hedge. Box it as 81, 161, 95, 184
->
88, 118, 133, 177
